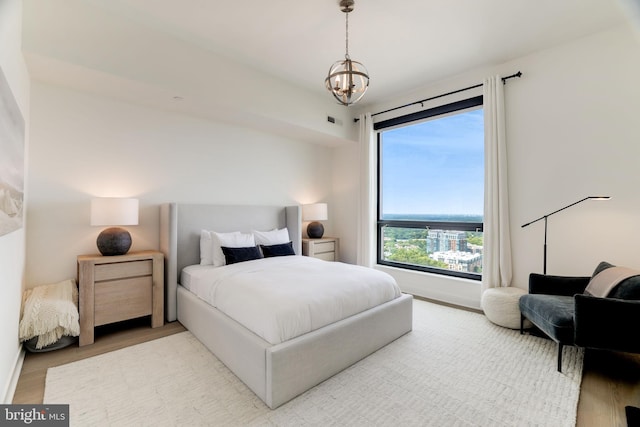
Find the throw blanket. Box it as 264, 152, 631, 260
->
19, 279, 80, 349
584, 266, 640, 297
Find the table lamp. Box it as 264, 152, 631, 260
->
91, 197, 139, 256
303, 203, 328, 239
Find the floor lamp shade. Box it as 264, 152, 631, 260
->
91, 198, 139, 256
303, 203, 328, 239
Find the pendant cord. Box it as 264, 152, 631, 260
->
345, 11, 349, 58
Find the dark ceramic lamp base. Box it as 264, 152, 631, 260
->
97, 227, 132, 256
307, 221, 325, 239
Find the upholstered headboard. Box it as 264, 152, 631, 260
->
159, 203, 302, 322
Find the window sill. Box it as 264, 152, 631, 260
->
375, 264, 481, 310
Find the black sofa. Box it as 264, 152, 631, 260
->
519, 262, 640, 372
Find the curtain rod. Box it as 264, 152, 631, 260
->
354, 71, 522, 123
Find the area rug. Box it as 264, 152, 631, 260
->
44, 299, 583, 426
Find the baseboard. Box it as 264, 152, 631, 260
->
413, 294, 483, 314
2, 344, 25, 404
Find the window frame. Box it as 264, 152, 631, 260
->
375, 96, 484, 281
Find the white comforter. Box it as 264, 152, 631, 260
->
181, 256, 401, 345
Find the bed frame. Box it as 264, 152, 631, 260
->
160, 203, 413, 409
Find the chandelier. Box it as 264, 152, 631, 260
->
325, 0, 369, 106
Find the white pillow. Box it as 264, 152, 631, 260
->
200, 230, 214, 265
253, 228, 290, 246
211, 231, 255, 267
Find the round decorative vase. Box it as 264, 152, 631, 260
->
96, 227, 132, 256
307, 221, 325, 239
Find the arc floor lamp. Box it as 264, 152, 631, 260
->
521, 196, 610, 274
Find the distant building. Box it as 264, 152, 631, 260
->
430, 250, 483, 273
426, 230, 468, 253
467, 243, 483, 255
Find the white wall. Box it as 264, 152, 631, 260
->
334, 25, 640, 309
22, 0, 357, 148
26, 82, 336, 287
0, 0, 30, 404
507, 26, 640, 282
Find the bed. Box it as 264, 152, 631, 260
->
160, 203, 413, 409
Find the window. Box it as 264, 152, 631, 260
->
376, 96, 484, 280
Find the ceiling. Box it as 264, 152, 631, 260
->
22, 0, 633, 109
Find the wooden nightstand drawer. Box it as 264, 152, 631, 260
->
95, 260, 153, 281
314, 251, 336, 262
313, 241, 335, 254
94, 276, 153, 326
302, 237, 339, 261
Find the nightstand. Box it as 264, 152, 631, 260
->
77, 250, 164, 346
302, 237, 339, 261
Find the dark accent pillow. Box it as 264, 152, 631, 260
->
260, 241, 295, 258
626, 406, 640, 427
221, 246, 262, 265
591, 261, 615, 277
590, 261, 640, 300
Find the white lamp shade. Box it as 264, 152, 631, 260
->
90, 198, 139, 226
302, 203, 328, 221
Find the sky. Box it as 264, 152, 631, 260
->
380, 108, 484, 217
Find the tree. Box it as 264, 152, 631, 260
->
387, 247, 448, 269
467, 233, 483, 246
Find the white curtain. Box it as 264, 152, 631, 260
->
357, 112, 376, 267
482, 75, 513, 291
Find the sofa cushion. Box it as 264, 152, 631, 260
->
591, 261, 640, 300
519, 294, 575, 344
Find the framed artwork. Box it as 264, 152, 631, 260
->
0, 66, 25, 237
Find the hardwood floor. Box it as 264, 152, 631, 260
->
12, 317, 185, 404
577, 350, 640, 427
12, 317, 640, 426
